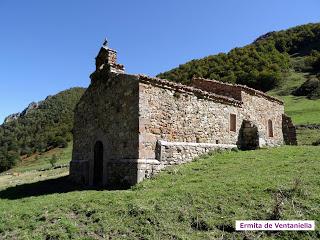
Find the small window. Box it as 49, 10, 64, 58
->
268, 119, 274, 137
230, 114, 236, 132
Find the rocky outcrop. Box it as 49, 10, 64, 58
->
20, 102, 39, 117
4, 113, 20, 124
3, 101, 40, 124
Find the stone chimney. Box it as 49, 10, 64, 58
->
95, 38, 125, 73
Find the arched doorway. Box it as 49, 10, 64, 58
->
93, 141, 104, 186
237, 120, 259, 150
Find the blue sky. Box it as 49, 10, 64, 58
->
0, 0, 319, 123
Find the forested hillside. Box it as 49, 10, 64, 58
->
157, 23, 320, 93
0, 88, 85, 171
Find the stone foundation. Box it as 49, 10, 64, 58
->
156, 140, 237, 165
134, 140, 237, 183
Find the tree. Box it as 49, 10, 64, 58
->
49, 154, 58, 168
0, 87, 85, 173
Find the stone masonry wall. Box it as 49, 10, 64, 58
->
156, 140, 237, 166
138, 81, 242, 162
70, 71, 140, 187
240, 91, 284, 146
192, 78, 242, 100
138, 77, 284, 165
282, 114, 297, 145
71, 67, 285, 187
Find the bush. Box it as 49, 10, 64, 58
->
49, 154, 58, 168
312, 139, 320, 146
292, 78, 320, 99
52, 137, 68, 148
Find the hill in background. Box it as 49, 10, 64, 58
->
0, 88, 85, 171
157, 22, 320, 142
157, 23, 320, 94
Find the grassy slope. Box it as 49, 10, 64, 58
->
0, 146, 319, 239
281, 95, 320, 125
268, 71, 320, 125
0, 144, 72, 189
267, 64, 320, 145
2, 143, 72, 174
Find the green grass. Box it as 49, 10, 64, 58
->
267, 70, 320, 145
268, 71, 307, 97
267, 70, 320, 126
296, 128, 320, 145
0, 146, 319, 239
280, 95, 320, 125
2, 143, 72, 174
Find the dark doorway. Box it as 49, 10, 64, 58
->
93, 141, 104, 186
237, 120, 259, 150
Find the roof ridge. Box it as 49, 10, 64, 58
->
136, 74, 243, 107
192, 77, 284, 104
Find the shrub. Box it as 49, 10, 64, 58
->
312, 139, 320, 146
49, 154, 58, 168
292, 78, 320, 99
52, 137, 68, 148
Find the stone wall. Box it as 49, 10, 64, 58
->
71, 63, 285, 187
192, 78, 242, 100
282, 114, 297, 145
240, 91, 284, 147
192, 77, 284, 105
95, 47, 124, 73
70, 70, 140, 187
138, 81, 242, 162
156, 140, 237, 165
138, 76, 285, 163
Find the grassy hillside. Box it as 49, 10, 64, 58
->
3, 143, 72, 174
281, 95, 320, 124
0, 143, 72, 190
0, 146, 319, 239
266, 64, 320, 145
267, 71, 320, 125
0, 88, 85, 172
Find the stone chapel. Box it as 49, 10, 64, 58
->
70, 41, 296, 188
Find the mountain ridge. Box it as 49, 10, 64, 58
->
0, 87, 86, 171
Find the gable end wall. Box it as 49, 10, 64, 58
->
70, 73, 140, 186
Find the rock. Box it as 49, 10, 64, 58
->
4, 113, 20, 124
20, 102, 39, 116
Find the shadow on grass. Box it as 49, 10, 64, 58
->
0, 176, 130, 200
